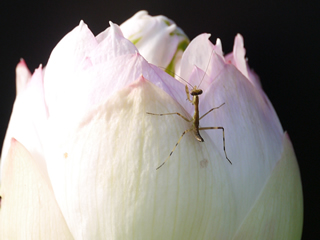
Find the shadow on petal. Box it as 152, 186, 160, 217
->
232, 133, 303, 240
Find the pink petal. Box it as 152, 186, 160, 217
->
15, 58, 32, 95
44, 20, 98, 117
1, 65, 48, 179
225, 34, 262, 88
177, 33, 226, 91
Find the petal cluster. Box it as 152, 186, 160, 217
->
0, 11, 303, 240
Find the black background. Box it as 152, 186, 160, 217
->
0, 0, 319, 238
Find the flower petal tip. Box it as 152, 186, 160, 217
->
10, 137, 17, 144
166, 23, 177, 33
18, 58, 27, 67
16, 59, 30, 72
79, 20, 86, 27
283, 131, 291, 142
135, 10, 148, 17
109, 21, 124, 37
131, 75, 149, 87
235, 33, 244, 42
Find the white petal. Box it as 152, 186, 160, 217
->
45, 76, 237, 239
200, 63, 284, 226
214, 38, 223, 56
232, 133, 303, 239
120, 10, 189, 68
0, 139, 73, 239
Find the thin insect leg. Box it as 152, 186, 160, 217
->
199, 126, 232, 165
146, 112, 191, 122
156, 129, 192, 170
199, 103, 225, 120
185, 85, 193, 103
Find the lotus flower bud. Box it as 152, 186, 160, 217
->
0, 11, 303, 240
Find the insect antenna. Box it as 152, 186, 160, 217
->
197, 49, 215, 89
157, 66, 194, 89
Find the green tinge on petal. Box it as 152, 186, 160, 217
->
232, 133, 303, 240
130, 36, 142, 45
0, 139, 73, 239
163, 19, 172, 26
165, 39, 189, 77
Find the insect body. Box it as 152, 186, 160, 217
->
147, 80, 232, 170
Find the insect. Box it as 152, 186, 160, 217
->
147, 52, 232, 170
